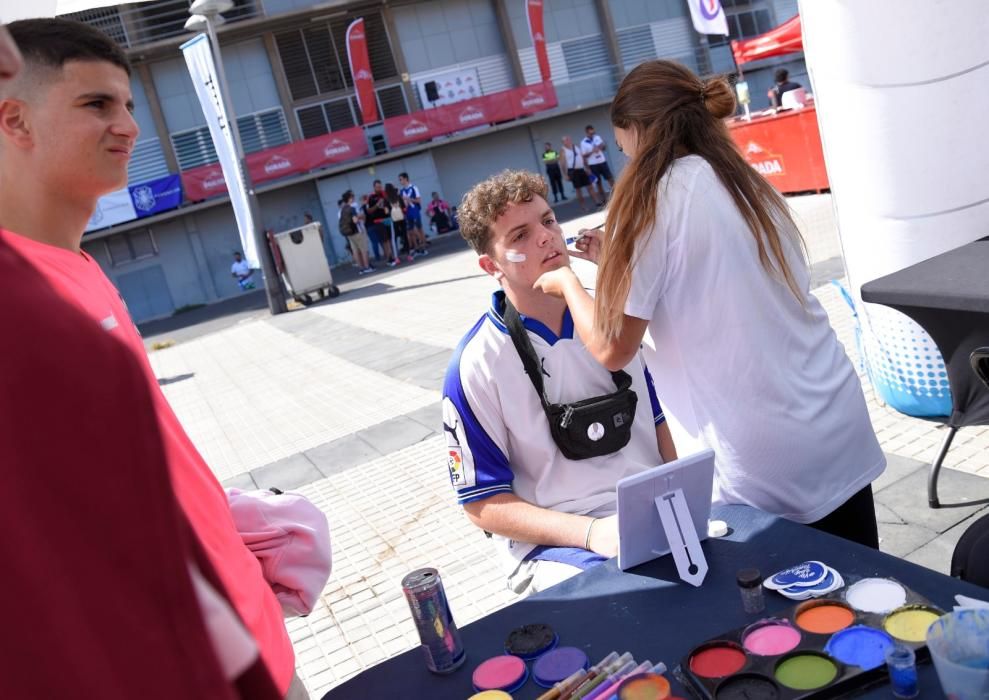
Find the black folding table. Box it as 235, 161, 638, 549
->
861, 236, 989, 508
322, 505, 988, 699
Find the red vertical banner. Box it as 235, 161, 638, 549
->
346, 18, 379, 124
526, 0, 551, 83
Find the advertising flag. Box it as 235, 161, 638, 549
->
346, 18, 380, 124
526, 0, 551, 82
181, 34, 259, 267
687, 0, 729, 36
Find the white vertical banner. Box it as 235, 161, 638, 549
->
181, 33, 259, 267
686, 0, 729, 36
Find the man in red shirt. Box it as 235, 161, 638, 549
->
0, 19, 300, 697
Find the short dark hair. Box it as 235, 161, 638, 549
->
774, 68, 789, 83
342, 189, 354, 202
398, 172, 409, 180
373, 179, 382, 185
7, 18, 131, 77
585, 125, 594, 131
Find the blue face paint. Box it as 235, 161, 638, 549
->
825, 625, 895, 670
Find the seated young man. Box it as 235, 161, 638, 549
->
443, 170, 677, 595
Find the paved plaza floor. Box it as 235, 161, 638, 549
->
143, 195, 989, 698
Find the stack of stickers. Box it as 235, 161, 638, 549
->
764, 561, 845, 600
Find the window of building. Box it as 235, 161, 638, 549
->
709, 2, 776, 46
275, 12, 399, 103
561, 34, 612, 78
105, 229, 158, 267
170, 108, 291, 171
295, 85, 409, 139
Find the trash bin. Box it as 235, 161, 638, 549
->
271, 223, 339, 306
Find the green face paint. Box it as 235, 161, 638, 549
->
775, 654, 837, 690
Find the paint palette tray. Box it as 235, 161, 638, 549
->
678, 576, 943, 699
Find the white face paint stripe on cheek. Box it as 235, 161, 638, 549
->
505, 250, 527, 263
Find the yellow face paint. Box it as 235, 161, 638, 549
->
884, 606, 942, 642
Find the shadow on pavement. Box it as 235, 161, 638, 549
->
138, 198, 599, 349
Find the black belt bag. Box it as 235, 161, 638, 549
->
503, 299, 638, 461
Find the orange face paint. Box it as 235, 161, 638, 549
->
796, 602, 855, 634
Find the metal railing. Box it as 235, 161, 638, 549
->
64, 0, 264, 49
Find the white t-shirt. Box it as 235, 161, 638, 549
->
563, 146, 585, 171
443, 291, 665, 572
231, 259, 251, 277
624, 155, 885, 523
580, 134, 607, 165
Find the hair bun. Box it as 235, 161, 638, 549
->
702, 77, 736, 119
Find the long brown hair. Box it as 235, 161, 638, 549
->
596, 60, 805, 341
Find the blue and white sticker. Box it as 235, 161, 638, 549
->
765, 561, 829, 590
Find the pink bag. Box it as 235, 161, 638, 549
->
226, 488, 332, 617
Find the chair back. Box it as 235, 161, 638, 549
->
971, 347, 989, 391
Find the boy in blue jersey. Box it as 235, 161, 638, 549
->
443, 170, 677, 595
398, 172, 428, 256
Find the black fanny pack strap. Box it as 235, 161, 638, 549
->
503, 298, 551, 408
502, 298, 632, 399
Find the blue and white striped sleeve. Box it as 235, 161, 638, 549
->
441, 323, 514, 504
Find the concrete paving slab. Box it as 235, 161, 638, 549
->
222, 472, 259, 491
382, 350, 452, 391
305, 433, 383, 478
404, 402, 443, 433
251, 452, 323, 491
874, 466, 989, 534
358, 415, 436, 455
904, 512, 982, 575
873, 453, 926, 494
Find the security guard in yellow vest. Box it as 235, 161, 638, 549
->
542, 142, 567, 203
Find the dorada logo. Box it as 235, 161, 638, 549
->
529, 0, 543, 7
264, 155, 292, 174
534, 32, 544, 42
349, 29, 364, 41
355, 68, 372, 81
520, 91, 546, 109
744, 141, 785, 176
132, 185, 157, 212
323, 138, 351, 157
204, 168, 226, 190
458, 105, 485, 124
402, 119, 429, 137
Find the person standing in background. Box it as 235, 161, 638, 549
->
542, 142, 566, 203
767, 68, 802, 108
562, 135, 600, 213
399, 172, 429, 256
581, 125, 613, 202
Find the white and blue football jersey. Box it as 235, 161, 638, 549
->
442, 291, 665, 568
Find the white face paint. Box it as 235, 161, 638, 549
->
505, 250, 527, 263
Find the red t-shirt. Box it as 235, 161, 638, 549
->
1, 230, 294, 691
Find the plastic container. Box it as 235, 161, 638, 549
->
737, 568, 765, 614
926, 609, 989, 699
885, 644, 918, 698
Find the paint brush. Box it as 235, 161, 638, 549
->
562, 653, 633, 700
565, 219, 607, 246
575, 659, 641, 700
536, 651, 618, 700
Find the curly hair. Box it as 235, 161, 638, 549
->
458, 170, 548, 254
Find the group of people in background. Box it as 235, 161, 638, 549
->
542, 124, 615, 213
338, 174, 458, 274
